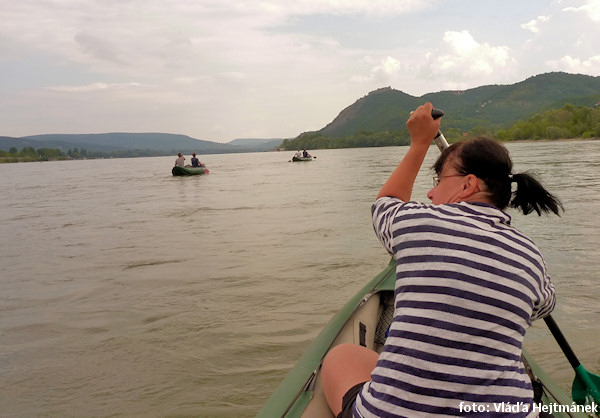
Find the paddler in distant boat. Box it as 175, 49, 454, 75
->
294, 149, 303, 159
190, 153, 204, 168
302, 149, 311, 158
174, 153, 185, 167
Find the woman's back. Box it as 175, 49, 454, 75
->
361, 197, 555, 417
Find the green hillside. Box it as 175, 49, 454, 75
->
0, 133, 279, 158
318, 88, 421, 137
319, 72, 600, 138
16, 133, 232, 153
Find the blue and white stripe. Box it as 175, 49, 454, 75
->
355, 197, 555, 417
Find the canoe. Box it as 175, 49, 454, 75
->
257, 258, 589, 418
292, 156, 313, 162
171, 165, 208, 176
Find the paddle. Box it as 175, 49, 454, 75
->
544, 315, 600, 405
431, 109, 449, 150
430, 109, 600, 407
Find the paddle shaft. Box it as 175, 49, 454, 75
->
544, 316, 580, 369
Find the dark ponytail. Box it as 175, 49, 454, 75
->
510, 172, 563, 216
433, 137, 563, 216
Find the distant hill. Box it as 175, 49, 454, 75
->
318, 72, 600, 138
0, 133, 283, 155
227, 138, 284, 151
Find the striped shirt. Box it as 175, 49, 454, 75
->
356, 197, 555, 418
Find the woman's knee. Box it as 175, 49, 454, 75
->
326, 344, 379, 373
321, 344, 379, 415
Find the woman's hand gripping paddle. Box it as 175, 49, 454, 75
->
430, 108, 600, 407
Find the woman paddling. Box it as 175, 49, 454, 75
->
322, 102, 563, 418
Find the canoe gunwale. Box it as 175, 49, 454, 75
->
258, 259, 396, 417
279, 288, 384, 417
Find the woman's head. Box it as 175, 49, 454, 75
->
431, 137, 512, 209
429, 137, 562, 216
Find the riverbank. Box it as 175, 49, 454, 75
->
0, 156, 72, 163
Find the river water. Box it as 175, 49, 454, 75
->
1, 141, 599, 417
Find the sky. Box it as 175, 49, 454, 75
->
1, 0, 599, 143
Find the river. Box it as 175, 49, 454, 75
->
1, 141, 599, 417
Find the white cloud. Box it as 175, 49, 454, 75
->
562, 0, 600, 21
519, 1, 600, 78
376, 57, 403, 78
74, 32, 127, 65
1, 1, 434, 72
426, 30, 515, 84
550, 54, 600, 74
46, 82, 149, 93
248, 0, 432, 17
521, 15, 550, 33
353, 56, 405, 83
350, 29, 519, 94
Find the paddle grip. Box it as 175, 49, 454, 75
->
430, 109, 449, 151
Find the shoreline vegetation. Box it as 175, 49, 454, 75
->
0, 147, 173, 164
0, 147, 84, 164
2, 104, 600, 164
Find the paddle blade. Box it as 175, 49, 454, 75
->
572, 364, 600, 405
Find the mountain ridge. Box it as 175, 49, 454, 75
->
0, 132, 281, 155
317, 72, 600, 138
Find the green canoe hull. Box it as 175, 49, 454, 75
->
292, 156, 312, 162
172, 166, 207, 176
258, 258, 588, 418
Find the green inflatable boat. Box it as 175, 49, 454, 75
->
171, 165, 209, 176
258, 258, 597, 417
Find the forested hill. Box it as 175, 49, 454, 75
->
318, 72, 600, 138
0, 133, 281, 157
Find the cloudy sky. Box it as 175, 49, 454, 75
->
1, 0, 599, 142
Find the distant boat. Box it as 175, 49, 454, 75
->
172, 165, 209, 176
291, 156, 313, 162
